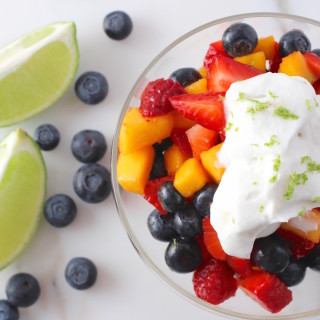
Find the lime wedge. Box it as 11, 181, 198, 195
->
0, 21, 79, 127
0, 128, 46, 269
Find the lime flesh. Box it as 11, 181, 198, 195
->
0, 129, 46, 269
0, 22, 79, 127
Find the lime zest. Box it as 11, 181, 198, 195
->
264, 135, 279, 147
273, 106, 299, 120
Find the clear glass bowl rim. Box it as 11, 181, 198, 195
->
111, 12, 320, 320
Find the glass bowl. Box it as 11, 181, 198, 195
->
111, 13, 320, 320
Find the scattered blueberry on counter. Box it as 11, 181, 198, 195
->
71, 130, 107, 164
75, 71, 108, 105
6, 273, 40, 308
103, 11, 133, 40
73, 163, 111, 203
34, 124, 60, 151
65, 257, 97, 290
44, 194, 77, 228
0, 300, 19, 320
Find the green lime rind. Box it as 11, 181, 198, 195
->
0, 21, 79, 127
0, 129, 46, 270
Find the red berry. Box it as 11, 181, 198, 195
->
226, 255, 252, 278
203, 40, 229, 71
304, 51, 320, 77
193, 257, 238, 305
239, 270, 292, 313
140, 78, 186, 117
170, 128, 193, 158
269, 41, 282, 73
143, 176, 173, 214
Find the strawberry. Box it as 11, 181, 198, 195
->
140, 78, 186, 117
170, 128, 193, 158
226, 255, 252, 278
202, 217, 227, 261
277, 228, 317, 260
203, 40, 229, 71
313, 78, 320, 94
143, 176, 173, 214
207, 55, 263, 94
185, 124, 220, 160
239, 270, 292, 313
195, 235, 211, 263
193, 257, 238, 305
304, 52, 320, 77
169, 93, 226, 132
268, 41, 282, 73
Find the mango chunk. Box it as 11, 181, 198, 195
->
164, 144, 188, 176
117, 146, 155, 195
119, 108, 174, 154
234, 51, 266, 72
185, 78, 208, 94
198, 67, 207, 78
173, 158, 209, 197
280, 209, 320, 243
253, 36, 275, 60
278, 51, 318, 83
200, 142, 225, 184
171, 110, 196, 130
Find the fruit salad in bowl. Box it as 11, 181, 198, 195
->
111, 13, 320, 319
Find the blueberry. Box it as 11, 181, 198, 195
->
251, 234, 290, 274
165, 238, 202, 273
65, 257, 97, 290
157, 181, 186, 212
71, 130, 107, 163
279, 30, 311, 57
173, 205, 202, 239
153, 138, 173, 154
147, 209, 177, 241
75, 71, 108, 105
278, 259, 306, 287
193, 183, 218, 217
44, 194, 77, 228
103, 11, 133, 40
305, 245, 320, 271
0, 300, 19, 320
169, 68, 202, 87
73, 163, 111, 203
34, 124, 60, 151
149, 151, 167, 180
312, 48, 320, 57
222, 22, 258, 57
6, 273, 40, 308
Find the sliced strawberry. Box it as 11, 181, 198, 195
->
304, 52, 320, 77
226, 255, 252, 278
207, 55, 263, 94
169, 93, 226, 132
277, 228, 317, 260
239, 270, 292, 313
185, 124, 220, 160
170, 128, 193, 158
268, 41, 282, 73
195, 235, 211, 263
202, 217, 227, 261
203, 40, 229, 71
143, 176, 173, 214
140, 78, 186, 117
193, 257, 238, 305
313, 78, 320, 94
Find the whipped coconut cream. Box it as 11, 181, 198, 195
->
210, 72, 320, 258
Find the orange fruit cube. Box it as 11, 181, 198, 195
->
253, 35, 275, 60
234, 51, 266, 72
184, 78, 208, 94
164, 144, 188, 176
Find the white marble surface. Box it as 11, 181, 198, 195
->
0, 0, 320, 319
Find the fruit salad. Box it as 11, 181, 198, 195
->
117, 22, 320, 313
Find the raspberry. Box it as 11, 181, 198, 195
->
140, 78, 186, 117
193, 258, 238, 305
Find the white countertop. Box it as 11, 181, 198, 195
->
0, 1, 320, 319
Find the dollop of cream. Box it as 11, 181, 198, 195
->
210, 72, 320, 258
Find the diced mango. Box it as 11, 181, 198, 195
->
253, 36, 275, 60
278, 51, 318, 83
117, 146, 155, 195
171, 110, 196, 130
119, 108, 174, 154
200, 142, 225, 184
164, 144, 188, 176
234, 51, 266, 72
173, 158, 209, 197
185, 78, 208, 94
280, 209, 320, 243
198, 67, 207, 78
